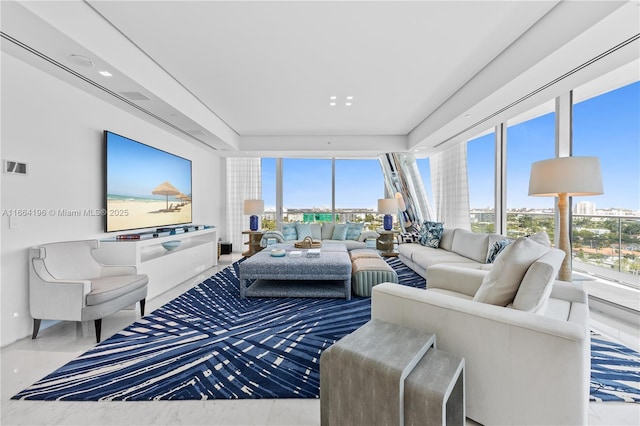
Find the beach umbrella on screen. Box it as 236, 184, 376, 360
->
152, 181, 180, 210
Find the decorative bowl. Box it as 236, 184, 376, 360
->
270, 248, 286, 257
161, 240, 181, 251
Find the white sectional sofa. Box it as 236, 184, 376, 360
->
375, 228, 590, 425
398, 227, 504, 278
261, 222, 378, 251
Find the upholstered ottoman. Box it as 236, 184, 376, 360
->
351, 251, 398, 297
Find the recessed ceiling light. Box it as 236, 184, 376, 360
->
330, 96, 337, 100
464, 113, 471, 118
99, 71, 112, 77
346, 96, 353, 100
330, 102, 336, 106
345, 102, 352, 106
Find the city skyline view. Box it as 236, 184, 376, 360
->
262, 81, 639, 213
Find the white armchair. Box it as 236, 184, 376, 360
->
371, 245, 591, 425
29, 240, 148, 343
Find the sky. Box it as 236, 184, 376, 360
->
263, 81, 639, 212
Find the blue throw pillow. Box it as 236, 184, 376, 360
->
486, 238, 512, 263
418, 221, 444, 248
282, 222, 298, 241
345, 222, 364, 241
332, 223, 349, 241
295, 222, 313, 240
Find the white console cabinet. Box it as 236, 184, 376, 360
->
94, 228, 217, 300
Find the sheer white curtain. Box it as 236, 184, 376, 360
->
226, 158, 262, 253
430, 143, 471, 230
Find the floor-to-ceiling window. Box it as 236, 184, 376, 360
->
467, 131, 496, 233
335, 159, 384, 228
572, 81, 640, 285
282, 158, 332, 223
505, 111, 556, 240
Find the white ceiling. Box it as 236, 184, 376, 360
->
2, 1, 639, 157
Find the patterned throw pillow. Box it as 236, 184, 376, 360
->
345, 222, 365, 240
295, 222, 313, 240
282, 222, 298, 241
418, 221, 444, 248
486, 238, 512, 264
398, 232, 420, 244
332, 223, 350, 241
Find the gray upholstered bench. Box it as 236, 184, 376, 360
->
349, 249, 398, 297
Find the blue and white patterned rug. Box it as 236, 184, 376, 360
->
12, 258, 640, 402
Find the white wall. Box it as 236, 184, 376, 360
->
0, 53, 225, 347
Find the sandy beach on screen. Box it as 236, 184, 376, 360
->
107, 199, 192, 231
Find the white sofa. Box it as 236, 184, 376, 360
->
372, 239, 591, 425
398, 228, 504, 278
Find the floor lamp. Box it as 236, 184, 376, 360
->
528, 157, 603, 281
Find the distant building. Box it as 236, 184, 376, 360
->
575, 201, 596, 215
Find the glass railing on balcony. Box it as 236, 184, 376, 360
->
473, 210, 639, 289
260, 208, 387, 231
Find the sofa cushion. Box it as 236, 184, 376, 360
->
418, 221, 444, 248
528, 231, 551, 247
512, 248, 565, 313
282, 223, 298, 241
438, 228, 456, 251
332, 223, 349, 240
310, 223, 322, 240
473, 237, 550, 306
451, 229, 490, 263
321, 223, 335, 240
86, 274, 148, 306
323, 239, 366, 250
346, 222, 365, 241
296, 222, 313, 240
412, 248, 476, 270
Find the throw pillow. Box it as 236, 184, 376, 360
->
512, 248, 565, 313
295, 222, 313, 240
282, 222, 298, 241
485, 238, 512, 264
321, 223, 335, 240
527, 231, 551, 247
332, 223, 349, 241
399, 232, 420, 244
418, 221, 444, 248
358, 230, 380, 242
345, 222, 365, 241
473, 236, 550, 306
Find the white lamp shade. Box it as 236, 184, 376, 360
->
529, 156, 604, 197
243, 199, 264, 215
377, 198, 398, 215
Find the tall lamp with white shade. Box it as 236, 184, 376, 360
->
378, 198, 398, 231
243, 199, 264, 231
528, 156, 603, 281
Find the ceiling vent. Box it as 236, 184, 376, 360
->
119, 91, 151, 101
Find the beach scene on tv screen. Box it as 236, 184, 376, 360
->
106, 133, 192, 232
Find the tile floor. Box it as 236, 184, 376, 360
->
2, 253, 639, 425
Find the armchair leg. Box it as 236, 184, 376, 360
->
140, 299, 146, 316
32, 319, 41, 339
94, 319, 102, 343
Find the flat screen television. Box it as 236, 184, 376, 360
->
104, 130, 192, 233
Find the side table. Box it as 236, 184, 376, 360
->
242, 230, 264, 257
376, 230, 399, 257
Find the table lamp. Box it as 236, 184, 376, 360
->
378, 198, 398, 231
528, 156, 603, 281
243, 199, 264, 231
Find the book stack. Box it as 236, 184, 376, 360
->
306, 248, 321, 258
